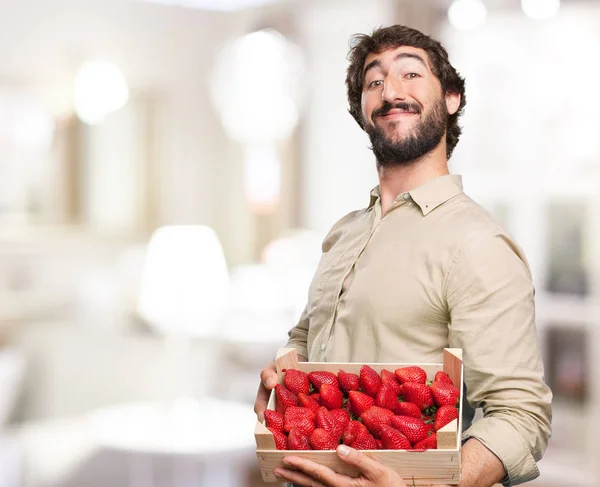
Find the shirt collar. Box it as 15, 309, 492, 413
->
368, 174, 464, 216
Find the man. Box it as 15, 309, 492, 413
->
254, 24, 552, 487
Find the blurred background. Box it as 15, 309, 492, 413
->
0, 0, 598, 486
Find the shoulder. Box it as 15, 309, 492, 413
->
321, 209, 367, 253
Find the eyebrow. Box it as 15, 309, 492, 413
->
363, 52, 429, 80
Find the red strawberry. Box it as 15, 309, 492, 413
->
348, 391, 375, 416
360, 365, 382, 397
342, 420, 368, 446
434, 405, 459, 431
287, 428, 311, 450
308, 371, 339, 391
264, 410, 284, 432
379, 424, 411, 450
434, 371, 454, 385
320, 384, 344, 410
394, 366, 427, 384
284, 369, 310, 396
352, 429, 378, 450
284, 407, 315, 436
316, 406, 343, 439
309, 428, 339, 450
413, 432, 437, 450
381, 369, 402, 395
376, 439, 383, 450
275, 384, 298, 414
375, 383, 399, 412
402, 382, 434, 411
310, 393, 320, 404
338, 370, 360, 393
269, 427, 287, 450
330, 409, 351, 433
298, 392, 320, 412
425, 423, 435, 434
395, 402, 422, 419
389, 416, 429, 445
360, 406, 394, 438
430, 381, 460, 407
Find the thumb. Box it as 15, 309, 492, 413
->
336, 445, 384, 480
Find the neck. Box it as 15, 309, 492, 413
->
377, 142, 449, 215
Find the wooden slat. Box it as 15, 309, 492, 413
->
275, 348, 299, 384
255, 420, 276, 450
255, 449, 460, 484
443, 348, 463, 389
437, 418, 458, 450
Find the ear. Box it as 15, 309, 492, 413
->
445, 91, 461, 116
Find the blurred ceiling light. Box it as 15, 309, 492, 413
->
74, 60, 129, 125
137, 0, 278, 12
448, 0, 487, 31
521, 0, 560, 20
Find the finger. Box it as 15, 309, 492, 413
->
336, 445, 384, 480
254, 383, 271, 422
281, 456, 350, 487
273, 467, 328, 487
260, 365, 278, 390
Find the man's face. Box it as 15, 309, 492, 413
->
360, 45, 453, 166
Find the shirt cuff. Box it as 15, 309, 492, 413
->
462, 416, 540, 486
284, 340, 308, 361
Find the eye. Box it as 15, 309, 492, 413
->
368, 80, 384, 89
405, 73, 421, 79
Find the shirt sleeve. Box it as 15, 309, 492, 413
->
286, 305, 309, 359
445, 231, 553, 486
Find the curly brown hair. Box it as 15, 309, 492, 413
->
345, 25, 466, 159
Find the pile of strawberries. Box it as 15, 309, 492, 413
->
264, 365, 460, 451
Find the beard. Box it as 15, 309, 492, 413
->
364, 97, 448, 168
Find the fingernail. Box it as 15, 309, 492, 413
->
337, 445, 351, 456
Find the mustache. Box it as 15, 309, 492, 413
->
373, 102, 422, 118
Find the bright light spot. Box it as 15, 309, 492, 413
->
448, 0, 487, 31
521, 0, 560, 20
74, 60, 129, 125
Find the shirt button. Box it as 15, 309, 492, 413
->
403, 193, 410, 200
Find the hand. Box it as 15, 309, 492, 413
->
273, 444, 409, 487
254, 361, 278, 422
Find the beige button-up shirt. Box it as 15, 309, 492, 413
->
286, 174, 552, 486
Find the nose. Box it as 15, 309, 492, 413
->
381, 75, 407, 103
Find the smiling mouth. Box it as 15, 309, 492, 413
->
380, 109, 418, 118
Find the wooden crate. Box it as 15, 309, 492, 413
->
255, 348, 463, 485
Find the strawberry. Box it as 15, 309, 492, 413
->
287, 428, 311, 450
434, 405, 459, 431
338, 370, 360, 393
298, 392, 320, 412
376, 439, 383, 450
375, 383, 399, 411
284, 369, 310, 396
310, 393, 320, 404
320, 384, 344, 410
308, 371, 339, 391
425, 422, 435, 434
434, 371, 454, 385
330, 408, 350, 433
264, 409, 284, 432
316, 406, 343, 439
268, 427, 287, 450
379, 424, 411, 450
430, 381, 460, 407
395, 402, 422, 419
394, 366, 427, 384
413, 432, 437, 450
360, 365, 382, 397
342, 420, 368, 446
348, 391, 375, 416
360, 406, 394, 438
381, 369, 402, 395
352, 429, 378, 450
402, 382, 434, 411
284, 407, 316, 436
389, 416, 429, 445
309, 428, 339, 450
275, 384, 298, 414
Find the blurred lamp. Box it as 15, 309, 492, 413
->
74, 59, 129, 125
448, 0, 487, 31
137, 225, 230, 338
521, 0, 560, 20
